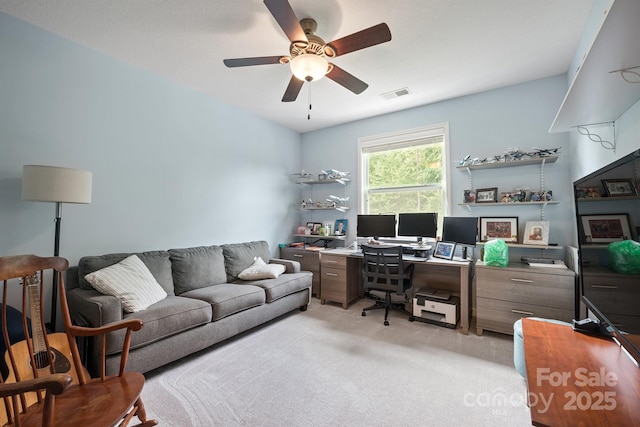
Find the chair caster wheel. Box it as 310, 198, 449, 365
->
384, 320, 389, 326
409, 316, 415, 322
361, 311, 366, 317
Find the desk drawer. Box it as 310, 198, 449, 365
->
477, 297, 573, 335
321, 267, 347, 293
320, 254, 347, 269
583, 274, 640, 316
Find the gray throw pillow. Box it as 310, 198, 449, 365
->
221, 241, 271, 282
168, 246, 227, 295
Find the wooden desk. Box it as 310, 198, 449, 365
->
523, 318, 640, 427
321, 249, 472, 334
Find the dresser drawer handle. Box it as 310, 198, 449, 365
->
325, 272, 339, 277
293, 254, 304, 258
591, 285, 618, 289
511, 309, 534, 316
510, 278, 534, 283
325, 260, 338, 264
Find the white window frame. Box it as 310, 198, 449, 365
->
357, 123, 451, 217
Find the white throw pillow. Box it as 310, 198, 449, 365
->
84, 254, 167, 313
238, 257, 285, 280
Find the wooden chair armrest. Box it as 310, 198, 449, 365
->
67, 318, 143, 337
0, 374, 72, 398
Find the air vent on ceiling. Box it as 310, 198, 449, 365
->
380, 87, 410, 100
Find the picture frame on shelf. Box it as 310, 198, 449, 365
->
433, 241, 456, 260
601, 179, 638, 197
480, 217, 518, 242
334, 219, 348, 235
475, 187, 498, 203
296, 226, 307, 235
310, 222, 322, 235
580, 214, 632, 243
523, 221, 550, 246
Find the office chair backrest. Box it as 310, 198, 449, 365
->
361, 244, 413, 294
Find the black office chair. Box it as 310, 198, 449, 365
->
361, 244, 415, 326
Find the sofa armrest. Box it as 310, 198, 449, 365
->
270, 258, 300, 273
66, 288, 123, 328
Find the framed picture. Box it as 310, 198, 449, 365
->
580, 214, 632, 243
601, 179, 638, 197
433, 241, 455, 260
523, 221, 550, 246
475, 187, 498, 203
296, 226, 307, 235
310, 222, 322, 235
479, 217, 518, 242
334, 219, 348, 235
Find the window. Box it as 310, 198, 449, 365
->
357, 123, 450, 236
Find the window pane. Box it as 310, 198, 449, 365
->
368, 144, 442, 189
368, 189, 443, 215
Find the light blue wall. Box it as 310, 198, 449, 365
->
0, 13, 302, 267
301, 75, 572, 257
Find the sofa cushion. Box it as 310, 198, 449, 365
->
84, 255, 168, 313
78, 251, 175, 295
107, 296, 212, 355
238, 257, 285, 280
235, 271, 312, 303
169, 246, 227, 295
221, 241, 271, 282
180, 283, 265, 321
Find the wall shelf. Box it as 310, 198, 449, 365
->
458, 201, 559, 207
293, 234, 346, 240
549, 0, 640, 133
456, 156, 558, 171
298, 178, 349, 185
576, 195, 640, 203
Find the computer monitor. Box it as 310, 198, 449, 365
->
397, 213, 438, 242
356, 214, 396, 240
442, 216, 478, 258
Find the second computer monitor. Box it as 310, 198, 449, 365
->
397, 213, 438, 241
442, 216, 478, 246
356, 214, 396, 240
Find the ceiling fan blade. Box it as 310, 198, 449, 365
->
223, 56, 283, 67
263, 0, 307, 43
327, 23, 391, 57
282, 76, 304, 102
326, 65, 368, 94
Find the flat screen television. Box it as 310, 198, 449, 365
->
397, 213, 438, 242
356, 214, 396, 240
573, 149, 640, 366
442, 216, 478, 246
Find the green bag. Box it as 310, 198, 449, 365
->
608, 240, 640, 274
483, 239, 509, 267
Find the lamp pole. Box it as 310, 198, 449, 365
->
51, 202, 63, 330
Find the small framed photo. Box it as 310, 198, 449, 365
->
334, 219, 348, 235
601, 179, 638, 197
310, 222, 322, 235
523, 221, 550, 246
475, 187, 498, 203
296, 226, 307, 235
433, 241, 456, 260
580, 214, 632, 243
480, 217, 518, 242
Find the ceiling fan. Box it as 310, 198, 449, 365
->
223, 0, 392, 102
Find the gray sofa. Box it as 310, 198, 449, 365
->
65, 241, 312, 376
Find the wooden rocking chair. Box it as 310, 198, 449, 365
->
0, 254, 156, 427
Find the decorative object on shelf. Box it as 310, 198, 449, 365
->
318, 173, 328, 181
334, 219, 347, 235
523, 221, 550, 246
530, 190, 552, 202
499, 192, 514, 203
296, 226, 307, 235
514, 188, 528, 202
321, 169, 350, 180
463, 189, 475, 203
310, 222, 322, 235
575, 187, 602, 199
476, 187, 498, 203
480, 217, 518, 242
433, 241, 455, 260
291, 170, 314, 183
580, 214, 632, 244
457, 147, 560, 167
601, 178, 638, 197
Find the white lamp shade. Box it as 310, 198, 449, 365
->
22, 165, 92, 204
290, 54, 329, 82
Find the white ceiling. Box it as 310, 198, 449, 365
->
0, 0, 595, 133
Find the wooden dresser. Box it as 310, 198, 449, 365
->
475, 262, 575, 335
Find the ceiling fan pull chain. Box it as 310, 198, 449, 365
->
307, 84, 312, 120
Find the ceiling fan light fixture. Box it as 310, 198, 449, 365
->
290, 54, 328, 82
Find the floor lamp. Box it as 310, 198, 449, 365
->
22, 165, 92, 330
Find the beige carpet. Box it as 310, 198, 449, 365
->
141, 299, 531, 426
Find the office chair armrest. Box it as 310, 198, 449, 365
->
0, 373, 72, 398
